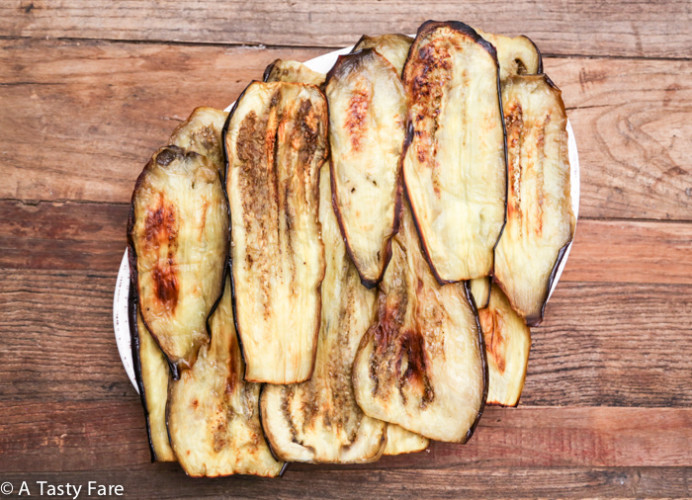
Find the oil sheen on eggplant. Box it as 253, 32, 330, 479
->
352, 202, 486, 442
402, 21, 507, 282
131, 305, 175, 462
475, 30, 542, 81
326, 49, 407, 286
169, 107, 228, 173
494, 74, 575, 325
352, 34, 414, 74
129, 145, 229, 369
167, 277, 284, 477
479, 284, 531, 407
224, 81, 328, 384
260, 165, 386, 463
263, 59, 326, 87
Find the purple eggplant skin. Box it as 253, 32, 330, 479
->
324, 49, 407, 288
401, 20, 508, 284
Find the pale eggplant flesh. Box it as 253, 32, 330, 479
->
169, 107, 228, 174
263, 59, 326, 87
352, 201, 486, 442
167, 276, 285, 477
130, 288, 175, 462
224, 81, 328, 384
479, 284, 531, 407
494, 74, 575, 326
476, 30, 542, 82
326, 49, 407, 287
402, 21, 507, 282
469, 277, 491, 310
352, 34, 414, 75
128, 145, 229, 369
383, 424, 429, 455
260, 165, 386, 464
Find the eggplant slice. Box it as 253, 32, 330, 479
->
479, 284, 531, 407
225, 81, 328, 384
469, 277, 491, 310
167, 276, 284, 477
129, 145, 229, 369
263, 59, 326, 87
260, 165, 386, 464
352, 202, 486, 442
352, 34, 414, 75
169, 107, 228, 173
402, 21, 507, 282
383, 424, 429, 456
131, 298, 175, 462
494, 75, 575, 325
326, 49, 407, 286
476, 30, 542, 81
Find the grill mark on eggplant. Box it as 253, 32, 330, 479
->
505, 102, 524, 223
479, 308, 507, 374
345, 87, 369, 151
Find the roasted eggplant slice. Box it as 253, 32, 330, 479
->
352, 202, 486, 442
494, 75, 575, 325
129, 145, 229, 369
260, 165, 386, 463
167, 277, 284, 477
130, 297, 175, 462
476, 31, 542, 81
469, 277, 491, 310
352, 34, 414, 74
326, 49, 407, 286
383, 424, 429, 456
402, 21, 507, 282
169, 107, 228, 173
263, 59, 326, 87
479, 284, 531, 407
225, 81, 328, 384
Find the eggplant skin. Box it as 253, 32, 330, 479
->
383, 424, 429, 456
260, 165, 386, 464
352, 34, 413, 75
326, 49, 407, 287
479, 284, 531, 407
129, 285, 175, 463
402, 20, 507, 282
263, 59, 326, 87
167, 277, 284, 478
129, 145, 229, 369
224, 81, 328, 384
476, 30, 543, 81
169, 107, 228, 175
494, 74, 575, 325
352, 202, 486, 443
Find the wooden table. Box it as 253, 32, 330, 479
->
1, 1, 690, 498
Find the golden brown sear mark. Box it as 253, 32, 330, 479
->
345, 88, 370, 151
479, 308, 506, 374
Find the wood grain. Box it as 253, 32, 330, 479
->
1, 401, 690, 472
1, 0, 690, 58
2, 40, 690, 220
0, 466, 688, 499
1, 267, 690, 406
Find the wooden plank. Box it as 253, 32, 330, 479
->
0, 466, 689, 499
0, 402, 690, 473
3, 200, 691, 285
0, 268, 691, 406
1, 0, 690, 58
1, 40, 690, 220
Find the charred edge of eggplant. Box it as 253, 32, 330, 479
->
351, 34, 370, 53
521, 35, 543, 74
415, 20, 498, 61
128, 279, 158, 463
262, 59, 280, 82
462, 280, 488, 444
526, 240, 572, 327
257, 384, 288, 464
324, 49, 372, 88
542, 72, 562, 92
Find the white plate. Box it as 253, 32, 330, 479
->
114, 45, 580, 392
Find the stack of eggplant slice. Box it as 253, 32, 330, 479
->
126, 19, 574, 477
